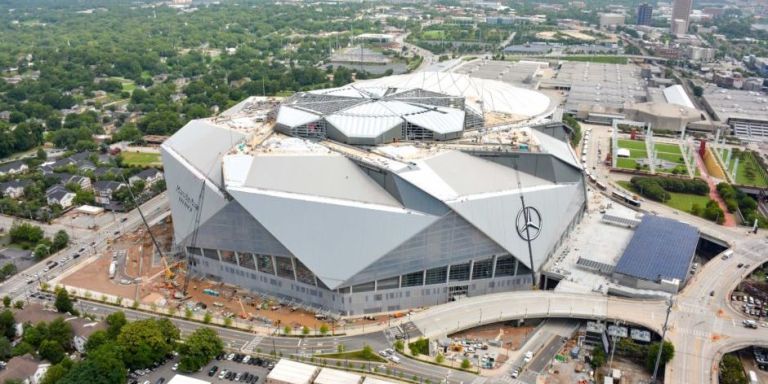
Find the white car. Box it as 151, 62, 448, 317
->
242, 355, 251, 364
218, 370, 228, 379
171, 363, 178, 371
389, 355, 401, 364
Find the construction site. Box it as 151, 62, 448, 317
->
58, 214, 384, 332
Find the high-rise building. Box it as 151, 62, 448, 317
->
671, 0, 693, 34
636, 3, 653, 26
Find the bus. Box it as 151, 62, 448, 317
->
749, 370, 758, 384
612, 191, 641, 207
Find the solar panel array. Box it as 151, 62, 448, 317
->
613, 215, 699, 283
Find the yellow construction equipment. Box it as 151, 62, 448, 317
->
237, 297, 251, 319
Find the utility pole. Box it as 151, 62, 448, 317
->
651, 297, 674, 383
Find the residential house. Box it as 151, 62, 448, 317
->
0, 161, 28, 176
14, 304, 106, 354
0, 354, 50, 384
45, 185, 76, 208
0, 180, 31, 199
50, 173, 91, 190
75, 159, 96, 172
93, 180, 126, 205
93, 167, 124, 179
129, 168, 164, 188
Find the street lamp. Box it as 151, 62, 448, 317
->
651, 297, 674, 383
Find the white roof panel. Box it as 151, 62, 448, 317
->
229, 188, 439, 288
266, 359, 317, 384
663, 85, 696, 110
326, 114, 402, 138
403, 107, 465, 134
276, 106, 321, 128
314, 368, 361, 384
532, 129, 581, 168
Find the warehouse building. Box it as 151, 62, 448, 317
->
162, 73, 586, 316
702, 86, 768, 140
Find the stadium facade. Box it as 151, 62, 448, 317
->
162, 72, 587, 316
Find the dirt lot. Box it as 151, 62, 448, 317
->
60, 218, 386, 330
450, 321, 536, 351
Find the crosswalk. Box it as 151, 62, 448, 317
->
481, 376, 529, 384
240, 335, 263, 353
676, 327, 710, 338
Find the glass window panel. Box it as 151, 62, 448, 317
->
202, 249, 219, 260
220, 250, 236, 265
294, 258, 316, 286
377, 277, 400, 290
256, 254, 274, 275
495, 255, 516, 277
425, 266, 448, 285
237, 252, 256, 270
353, 281, 375, 293
275, 256, 295, 280
472, 258, 493, 280
449, 262, 470, 282
402, 271, 424, 287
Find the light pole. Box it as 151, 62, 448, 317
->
651, 298, 674, 383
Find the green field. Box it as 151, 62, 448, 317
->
654, 143, 682, 155
552, 55, 628, 64
617, 181, 709, 213
122, 152, 161, 166
615, 139, 647, 170
617, 139, 646, 150
109, 76, 136, 93
422, 30, 446, 39
732, 151, 768, 187
317, 350, 387, 363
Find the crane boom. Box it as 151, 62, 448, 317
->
119, 174, 170, 278
181, 179, 207, 297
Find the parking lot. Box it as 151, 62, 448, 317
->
129, 352, 274, 384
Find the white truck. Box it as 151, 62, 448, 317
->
108, 261, 117, 279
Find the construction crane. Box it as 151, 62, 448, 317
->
237, 297, 251, 319
119, 174, 175, 283
181, 179, 207, 297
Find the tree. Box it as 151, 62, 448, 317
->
461, 358, 471, 369
105, 311, 127, 338
283, 325, 291, 335
34, 244, 50, 260
39, 339, 66, 364
40, 359, 73, 384
302, 326, 310, 337
12, 341, 35, 356
52, 230, 69, 252
0, 336, 12, 360
178, 327, 223, 373
84, 330, 109, 353
435, 354, 445, 364
0, 310, 15, 339
719, 354, 748, 384
203, 312, 212, 324
54, 288, 74, 314
361, 344, 375, 360
37, 148, 47, 161
394, 339, 404, 353
116, 318, 177, 369
591, 347, 606, 368
319, 324, 329, 336
646, 341, 675, 372
2, 296, 10, 308
47, 318, 75, 350
59, 344, 126, 384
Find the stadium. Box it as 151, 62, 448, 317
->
161, 72, 587, 316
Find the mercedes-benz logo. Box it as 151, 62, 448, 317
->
516, 206, 542, 241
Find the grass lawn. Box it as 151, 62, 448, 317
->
122, 152, 161, 166
317, 350, 388, 363
422, 30, 445, 39
654, 143, 682, 155
629, 149, 648, 158
656, 152, 685, 164
617, 139, 646, 150
733, 152, 768, 187
617, 181, 709, 213
616, 158, 640, 169
552, 55, 628, 64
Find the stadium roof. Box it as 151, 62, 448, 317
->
353, 71, 553, 119
614, 215, 699, 282
663, 84, 696, 109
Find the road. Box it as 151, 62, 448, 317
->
0, 193, 169, 303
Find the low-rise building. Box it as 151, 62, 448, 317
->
0, 354, 49, 384
93, 180, 126, 205
0, 161, 28, 176
599, 13, 625, 28
128, 168, 164, 187
0, 180, 31, 199
45, 185, 76, 208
